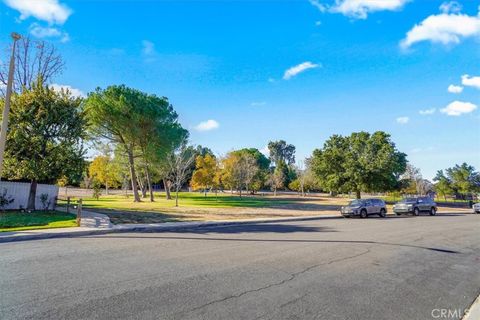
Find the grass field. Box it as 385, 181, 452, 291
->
58, 192, 333, 224
64, 192, 293, 211
55, 191, 474, 225
0, 211, 77, 232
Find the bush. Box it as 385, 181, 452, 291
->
39, 193, 51, 211
0, 189, 14, 212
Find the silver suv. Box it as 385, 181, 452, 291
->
341, 198, 387, 218
393, 197, 437, 216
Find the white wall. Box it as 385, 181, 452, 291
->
0, 181, 59, 210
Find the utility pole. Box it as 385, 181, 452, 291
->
0, 32, 21, 180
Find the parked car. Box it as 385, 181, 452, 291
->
341, 198, 387, 218
393, 197, 437, 216
473, 202, 480, 214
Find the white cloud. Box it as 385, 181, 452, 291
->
142, 40, 155, 55
49, 84, 85, 98
29, 23, 69, 42
194, 119, 219, 132
268, 77, 275, 83
309, 0, 327, 13
396, 116, 409, 124
4, 0, 71, 24
419, 108, 436, 115
330, 0, 410, 19
439, 1, 462, 14
250, 101, 266, 107
400, 6, 480, 49
315, 20, 322, 26
260, 145, 270, 156
283, 61, 320, 80
440, 100, 478, 116
447, 84, 463, 94
461, 74, 480, 89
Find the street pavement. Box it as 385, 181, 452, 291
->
1, 213, 479, 320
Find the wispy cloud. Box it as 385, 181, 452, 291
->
310, 0, 410, 19
461, 74, 480, 89
29, 23, 69, 42
250, 101, 266, 107
283, 61, 320, 80
396, 116, 409, 124
400, 4, 480, 49
49, 84, 85, 98
142, 40, 155, 55
4, 0, 72, 24
447, 84, 463, 94
194, 119, 219, 132
440, 100, 477, 116
419, 108, 436, 115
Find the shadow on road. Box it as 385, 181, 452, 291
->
89, 223, 461, 254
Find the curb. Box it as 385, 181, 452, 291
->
0, 214, 341, 243
463, 292, 480, 320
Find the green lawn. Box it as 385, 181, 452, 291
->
0, 211, 77, 232
61, 192, 293, 213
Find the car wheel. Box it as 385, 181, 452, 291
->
429, 207, 436, 216
379, 209, 387, 218
395, 212, 402, 216
413, 208, 420, 216
360, 209, 368, 219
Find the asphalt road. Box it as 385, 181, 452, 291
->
1, 214, 479, 320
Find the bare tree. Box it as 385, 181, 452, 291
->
266, 168, 285, 197
167, 144, 196, 207
0, 37, 64, 94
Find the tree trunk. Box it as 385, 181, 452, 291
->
105, 182, 109, 195
204, 187, 207, 197
27, 179, 38, 210
273, 187, 277, 197
239, 188, 242, 198
175, 189, 179, 207
163, 178, 172, 200
356, 190, 361, 199
145, 167, 154, 202
127, 149, 141, 202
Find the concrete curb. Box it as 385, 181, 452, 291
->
0, 214, 341, 243
463, 292, 480, 320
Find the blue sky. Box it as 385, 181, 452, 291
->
1, 0, 479, 179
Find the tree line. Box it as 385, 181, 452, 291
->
1, 38, 479, 210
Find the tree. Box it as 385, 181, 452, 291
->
266, 167, 285, 196
433, 170, 453, 201
191, 154, 217, 196
220, 151, 259, 197
268, 140, 296, 165
2, 81, 85, 209
89, 156, 122, 194
445, 163, 480, 199
1, 37, 64, 94
311, 131, 407, 199
134, 94, 187, 202
230, 148, 270, 193
167, 144, 196, 207
85, 85, 187, 202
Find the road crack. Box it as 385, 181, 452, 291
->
184, 248, 371, 314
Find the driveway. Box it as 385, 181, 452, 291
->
1, 213, 479, 319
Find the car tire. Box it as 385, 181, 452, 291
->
360, 209, 368, 219
413, 208, 420, 216
395, 212, 402, 216
429, 207, 436, 216
379, 209, 387, 218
